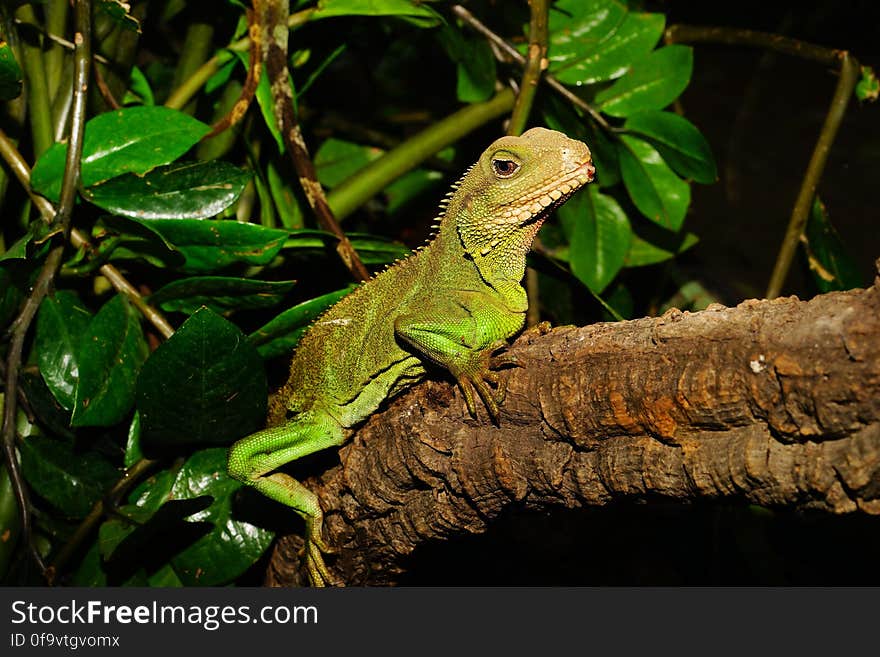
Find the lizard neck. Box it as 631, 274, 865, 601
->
448, 195, 541, 283
431, 196, 538, 311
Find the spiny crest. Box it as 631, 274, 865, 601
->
289, 160, 480, 357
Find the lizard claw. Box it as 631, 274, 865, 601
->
457, 372, 501, 422
454, 342, 521, 423
301, 518, 345, 587
526, 320, 553, 336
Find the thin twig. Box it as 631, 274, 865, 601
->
765, 53, 859, 299
264, 0, 371, 282
665, 24, 846, 67
93, 63, 121, 110
69, 231, 176, 338
46, 457, 158, 585
509, 0, 550, 327
2, 0, 92, 577
451, 4, 613, 132
0, 130, 175, 339
665, 24, 861, 299
508, 0, 548, 136
2, 250, 61, 574
13, 16, 111, 65
203, 8, 262, 140
164, 7, 315, 111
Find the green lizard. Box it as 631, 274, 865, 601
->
228, 127, 594, 585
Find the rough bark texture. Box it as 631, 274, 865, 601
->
266, 282, 880, 586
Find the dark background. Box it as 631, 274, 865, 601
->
658, 0, 879, 301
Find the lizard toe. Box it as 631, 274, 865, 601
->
471, 375, 501, 423
456, 376, 480, 418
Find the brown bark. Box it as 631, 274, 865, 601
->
266, 281, 880, 586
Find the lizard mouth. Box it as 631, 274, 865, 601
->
514, 160, 596, 226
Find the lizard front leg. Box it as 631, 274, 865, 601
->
227, 411, 346, 586
394, 293, 524, 421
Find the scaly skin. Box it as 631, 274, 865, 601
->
227, 127, 594, 586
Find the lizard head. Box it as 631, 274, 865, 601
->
453, 127, 595, 262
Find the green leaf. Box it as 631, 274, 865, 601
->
624, 229, 699, 267
137, 307, 267, 445
130, 467, 178, 514
595, 45, 693, 117
554, 12, 665, 86
115, 452, 240, 590
296, 44, 347, 99
561, 186, 632, 293
31, 106, 210, 202
148, 565, 184, 587
547, 0, 628, 70
0, 219, 53, 262
624, 110, 717, 184
99, 497, 212, 568
131, 219, 290, 273
0, 463, 19, 577
98, 504, 156, 560
438, 24, 496, 103
19, 370, 74, 440
35, 291, 93, 410
150, 276, 296, 314
602, 281, 634, 321
168, 448, 274, 586
312, 0, 442, 26
205, 53, 237, 95
123, 65, 154, 105
856, 65, 878, 103
0, 230, 33, 262
803, 197, 863, 293
19, 436, 119, 518
618, 135, 690, 231
283, 229, 410, 266
660, 278, 718, 313
315, 138, 384, 188
94, 215, 186, 269
124, 412, 143, 468
82, 161, 250, 220
249, 286, 355, 359
71, 295, 149, 427
266, 160, 305, 229
0, 39, 23, 100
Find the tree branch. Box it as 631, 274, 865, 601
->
264, 0, 372, 282
507, 0, 548, 136
266, 281, 880, 585
2, 0, 93, 577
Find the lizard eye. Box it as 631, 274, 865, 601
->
492, 159, 520, 178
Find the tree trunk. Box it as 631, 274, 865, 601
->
265, 279, 880, 586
